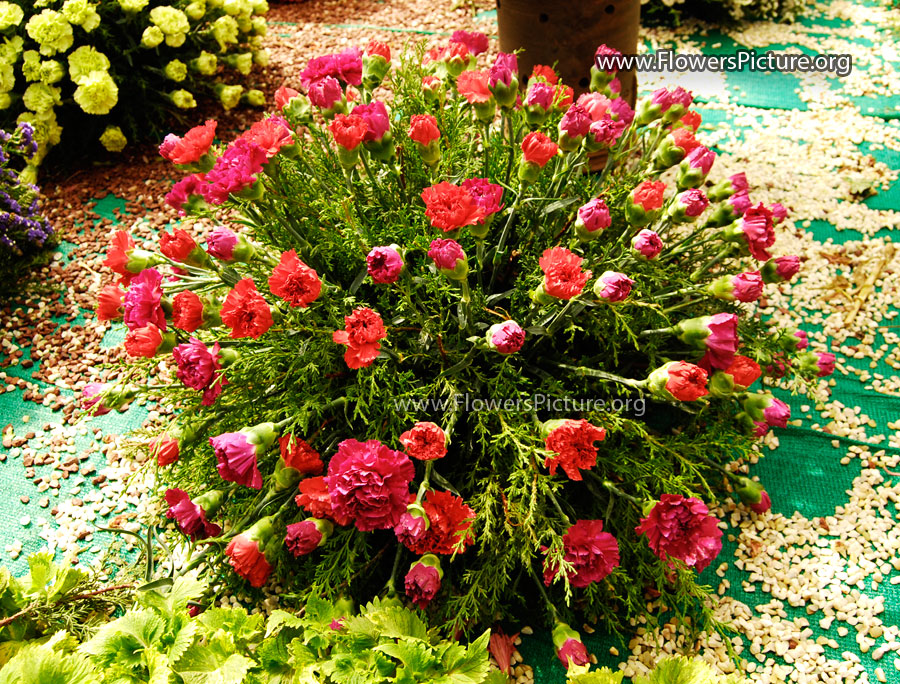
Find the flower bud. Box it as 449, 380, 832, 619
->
734, 477, 765, 506
677, 146, 716, 190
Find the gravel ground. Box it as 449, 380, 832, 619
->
2, 0, 900, 682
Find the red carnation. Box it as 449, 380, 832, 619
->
103, 230, 137, 285
159, 228, 197, 262
724, 355, 761, 389
679, 110, 702, 132
399, 422, 447, 461
407, 114, 441, 146
636, 494, 723, 572
332, 307, 387, 369
553, 84, 574, 109
150, 434, 180, 466
279, 434, 324, 475
521, 131, 558, 168
365, 40, 391, 61
224, 522, 273, 588
665, 361, 709, 401
96, 283, 124, 321
329, 114, 368, 150
399, 490, 475, 555
670, 127, 700, 154
172, 291, 204, 332
159, 120, 217, 165
220, 278, 273, 339
633, 180, 666, 211
296, 476, 351, 525
421, 182, 486, 233
539, 247, 592, 300
124, 324, 163, 358
268, 249, 322, 308
543, 519, 620, 587
456, 70, 492, 104
531, 64, 559, 85
275, 85, 300, 110
543, 419, 606, 481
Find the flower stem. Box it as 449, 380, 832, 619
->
690, 244, 735, 282
489, 184, 525, 291
528, 566, 559, 620
415, 461, 434, 503
555, 363, 647, 390
385, 544, 405, 597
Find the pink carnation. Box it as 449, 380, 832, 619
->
731, 271, 764, 303
203, 139, 268, 205
461, 178, 505, 218
210, 432, 263, 489
595, 271, 634, 302
206, 227, 238, 260
367, 245, 404, 284
488, 320, 526, 355
450, 30, 488, 56
353, 101, 390, 142
324, 439, 415, 531
308, 76, 344, 109
631, 229, 663, 259
405, 563, 441, 609
636, 494, 723, 572
172, 338, 226, 406
122, 268, 166, 332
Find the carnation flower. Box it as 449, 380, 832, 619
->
530, 64, 559, 85
329, 113, 367, 150
173, 338, 226, 406
210, 424, 276, 489
538, 247, 591, 300
278, 434, 324, 476
405, 556, 443, 609
324, 438, 415, 532
171, 291, 204, 333
81, 382, 111, 416
593, 271, 634, 303
667, 188, 709, 223
225, 517, 274, 587
631, 229, 663, 260
543, 419, 606, 481
525, 81, 554, 113
367, 245, 404, 284
203, 139, 267, 205
750, 490, 772, 514
165, 174, 206, 215
353, 101, 390, 143
241, 116, 295, 159
150, 433, 180, 466
268, 249, 322, 308
677, 146, 717, 189
486, 320, 525, 355
709, 270, 764, 303
159, 228, 198, 263
394, 504, 429, 547
220, 278, 273, 339
397, 490, 474, 555
67, 45, 110, 86
407, 114, 441, 147
122, 268, 166, 332
421, 182, 485, 233
574, 198, 611, 241
626, 180, 666, 226
552, 623, 590, 669
285, 518, 332, 557
676, 313, 739, 370
428, 238, 468, 280
460, 178, 504, 228
399, 422, 447, 461
647, 361, 709, 402
275, 85, 301, 110
206, 227, 239, 260
308, 76, 344, 110
333, 307, 387, 369
296, 476, 351, 525
733, 204, 777, 261
165, 488, 223, 541
743, 393, 790, 433
456, 70, 492, 105
450, 30, 488, 56
520, 131, 558, 169
25, 10, 73, 57
73, 70, 118, 115
636, 494, 723, 572
543, 519, 620, 588
124, 323, 169, 358
816, 352, 835, 377
558, 104, 591, 148
761, 255, 801, 283
96, 283, 124, 322
721, 355, 761, 390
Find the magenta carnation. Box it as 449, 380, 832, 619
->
354, 101, 390, 142
738, 203, 776, 261
203, 139, 268, 205
631, 229, 663, 260
703, 312, 740, 369
206, 227, 238, 260
543, 519, 620, 588
635, 493, 723, 572
367, 245, 404, 284
172, 338, 226, 406
308, 76, 344, 109
165, 488, 222, 541
324, 439, 415, 531
404, 563, 441, 609
731, 271, 764, 303
576, 198, 611, 235
122, 268, 166, 332
428, 239, 466, 272
594, 271, 634, 302
210, 432, 263, 489
487, 320, 526, 355
679, 188, 709, 217
285, 520, 324, 556
817, 352, 835, 377
763, 397, 790, 428
450, 30, 488, 56
461, 178, 505, 218
558, 104, 591, 138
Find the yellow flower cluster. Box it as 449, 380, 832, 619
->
0, 0, 269, 166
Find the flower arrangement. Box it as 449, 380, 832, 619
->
642, 0, 807, 26
0, 0, 269, 173
92, 36, 833, 653
0, 121, 54, 289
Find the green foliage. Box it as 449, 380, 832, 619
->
631, 655, 744, 684
0, 561, 496, 684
